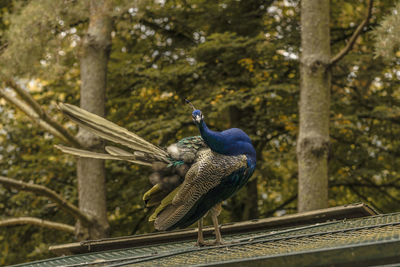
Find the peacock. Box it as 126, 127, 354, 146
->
56, 101, 256, 246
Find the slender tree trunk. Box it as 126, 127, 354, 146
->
297, 0, 330, 212
76, 0, 112, 239
243, 179, 259, 219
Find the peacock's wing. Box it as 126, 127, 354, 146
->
143, 136, 208, 207
151, 149, 248, 231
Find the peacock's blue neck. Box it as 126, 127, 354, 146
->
198, 121, 225, 153
197, 120, 257, 165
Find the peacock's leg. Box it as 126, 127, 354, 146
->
196, 217, 212, 246
196, 218, 205, 246
210, 203, 224, 245
196, 203, 224, 246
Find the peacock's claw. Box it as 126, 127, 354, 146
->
212, 240, 225, 246
195, 240, 213, 247
195, 239, 225, 247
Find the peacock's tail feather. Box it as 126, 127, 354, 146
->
55, 145, 152, 166
58, 103, 170, 163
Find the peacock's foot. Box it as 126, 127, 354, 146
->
195, 239, 225, 247
195, 240, 213, 247
212, 240, 225, 246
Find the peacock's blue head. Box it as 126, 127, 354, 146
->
185, 99, 203, 124
192, 109, 204, 124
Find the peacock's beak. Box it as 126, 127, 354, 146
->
194, 115, 201, 123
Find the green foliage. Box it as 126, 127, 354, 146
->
328, 0, 400, 212
0, 107, 76, 265
0, 0, 400, 265
0, 0, 88, 78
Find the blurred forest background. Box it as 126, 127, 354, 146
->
0, 0, 400, 265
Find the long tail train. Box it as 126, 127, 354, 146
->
57, 103, 171, 166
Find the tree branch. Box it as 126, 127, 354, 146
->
139, 18, 195, 45
357, 113, 400, 124
0, 42, 8, 54
0, 89, 70, 142
348, 185, 371, 204
2, 79, 81, 147
0, 217, 74, 234
332, 182, 400, 190
0, 176, 93, 226
330, 0, 373, 65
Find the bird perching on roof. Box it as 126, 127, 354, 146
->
56, 100, 256, 246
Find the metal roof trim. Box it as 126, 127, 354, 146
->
194, 239, 400, 267
49, 203, 378, 256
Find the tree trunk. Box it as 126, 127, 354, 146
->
76, 0, 112, 239
243, 179, 259, 220
297, 0, 330, 212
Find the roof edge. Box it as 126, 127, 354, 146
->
49, 202, 378, 256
